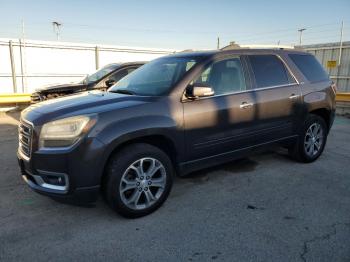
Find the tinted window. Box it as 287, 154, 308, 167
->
83, 64, 118, 84
194, 58, 246, 95
109, 68, 136, 82
289, 54, 329, 82
249, 55, 291, 88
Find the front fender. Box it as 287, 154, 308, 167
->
94, 114, 183, 171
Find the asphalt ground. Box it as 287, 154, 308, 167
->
0, 111, 349, 262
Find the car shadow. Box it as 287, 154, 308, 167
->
179, 157, 260, 184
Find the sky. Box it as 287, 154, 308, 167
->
0, 0, 349, 49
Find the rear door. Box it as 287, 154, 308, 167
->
183, 56, 256, 161
246, 54, 302, 144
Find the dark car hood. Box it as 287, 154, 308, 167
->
22, 91, 154, 125
34, 83, 87, 93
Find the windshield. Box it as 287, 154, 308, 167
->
82, 64, 118, 84
108, 57, 199, 96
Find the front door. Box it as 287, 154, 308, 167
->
183, 56, 256, 161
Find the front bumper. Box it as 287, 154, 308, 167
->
17, 137, 106, 203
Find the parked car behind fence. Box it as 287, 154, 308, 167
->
30, 62, 145, 103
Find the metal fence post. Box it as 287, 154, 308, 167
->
9, 40, 17, 93
337, 21, 344, 88
95, 46, 99, 70
19, 39, 25, 92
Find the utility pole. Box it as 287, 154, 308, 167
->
52, 21, 62, 41
298, 28, 306, 46
217, 37, 220, 49
21, 19, 25, 39
9, 40, 17, 93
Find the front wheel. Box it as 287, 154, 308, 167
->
289, 114, 328, 163
104, 143, 173, 218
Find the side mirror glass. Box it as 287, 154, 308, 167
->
186, 83, 214, 99
105, 79, 116, 87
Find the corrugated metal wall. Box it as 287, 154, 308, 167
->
303, 41, 350, 92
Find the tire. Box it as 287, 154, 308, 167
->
104, 143, 173, 218
289, 114, 328, 163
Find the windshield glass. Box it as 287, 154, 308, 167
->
82, 64, 118, 84
108, 57, 199, 96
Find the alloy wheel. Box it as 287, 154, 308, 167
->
119, 157, 166, 210
304, 122, 324, 157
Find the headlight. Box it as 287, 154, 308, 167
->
39, 115, 96, 149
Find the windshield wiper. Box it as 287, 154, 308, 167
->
110, 89, 136, 95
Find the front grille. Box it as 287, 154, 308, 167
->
19, 120, 33, 159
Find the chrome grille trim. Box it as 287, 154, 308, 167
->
18, 119, 33, 161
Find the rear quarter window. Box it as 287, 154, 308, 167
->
289, 54, 329, 82
248, 55, 293, 88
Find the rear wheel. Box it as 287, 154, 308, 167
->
104, 143, 173, 218
289, 114, 328, 163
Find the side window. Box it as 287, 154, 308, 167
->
289, 54, 329, 82
96, 67, 136, 89
193, 58, 246, 96
248, 55, 293, 88
109, 68, 134, 82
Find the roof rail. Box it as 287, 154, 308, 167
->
240, 44, 295, 49
178, 49, 195, 53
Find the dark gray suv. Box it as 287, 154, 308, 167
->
18, 49, 336, 217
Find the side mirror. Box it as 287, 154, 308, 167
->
105, 79, 116, 87
186, 83, 214, 99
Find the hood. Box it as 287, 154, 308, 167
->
34, 83, 87, 93
22, 91, 154, 125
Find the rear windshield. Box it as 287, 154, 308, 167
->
289, 54, 329, 82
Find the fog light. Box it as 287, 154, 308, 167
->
43, 175, 66, 186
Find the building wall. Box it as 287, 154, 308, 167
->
0, 38, 176, 93
303, 41, 350, 92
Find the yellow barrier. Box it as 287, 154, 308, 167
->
0, 93, 31, 104
336, 92, 350, 102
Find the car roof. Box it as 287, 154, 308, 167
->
103, 61, 146, 70
164, 48, 309, 60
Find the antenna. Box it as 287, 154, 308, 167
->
52, 21, 62, 41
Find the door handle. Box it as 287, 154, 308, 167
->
240, 102, 253, 109
289, 94, 299, 99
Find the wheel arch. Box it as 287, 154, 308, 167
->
100, 134, 179, 188
309, 108, 332, 130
